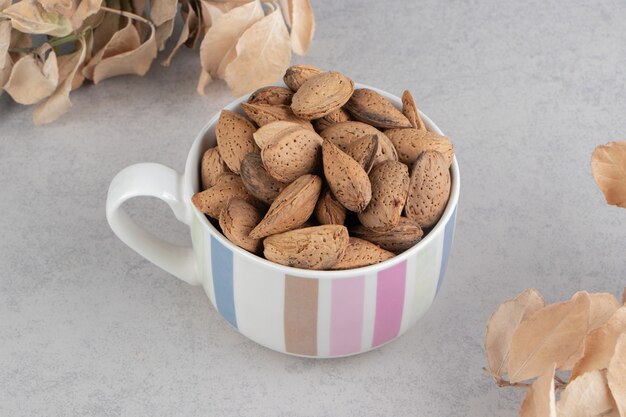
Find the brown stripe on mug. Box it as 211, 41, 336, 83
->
284, 275, 319, 356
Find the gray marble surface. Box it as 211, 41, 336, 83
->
2, 0, 626, 415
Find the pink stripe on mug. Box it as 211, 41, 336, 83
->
372, 261, 407, 347
330, 276, 365, 356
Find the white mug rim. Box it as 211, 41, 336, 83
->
182, 83, 460, 279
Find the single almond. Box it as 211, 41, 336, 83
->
261, 128, 323, 183
314, 188, 347, 225
358, 160, 410, 231
263, 225, 349, 270
405, 151, 451, 229
240, 103, 313, 130
331, 237, 394, 270
345, 89, 412, 129
291, 71, 355, 120
320, 121, 398, 166
215, 110, 258, 174
401, 90, 426, 130
345, 134, 378, 173
249, 174, 322, 239
322, 139, 372, 212
253, 120, 303, 150
283, 64, 323, 91
192, 173, 260, 219
386, 128, 454, 166
200, 146, 230, 190
219, 198, 263, 254
248, 86, 293, 106
351, 217, 423, 253
240, 153, 288, 204
313, 107, 352, 132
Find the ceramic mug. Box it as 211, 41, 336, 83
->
106, 83, 460, 358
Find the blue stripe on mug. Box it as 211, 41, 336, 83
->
210, 235, 237, 329
436, 207, 457, 295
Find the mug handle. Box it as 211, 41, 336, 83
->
106, 163, 200, 285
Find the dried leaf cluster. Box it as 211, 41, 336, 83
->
485, 288, 626, 416
0, 0, 314, 124
592, 141, 626, 209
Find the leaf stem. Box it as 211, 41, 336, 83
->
100, 5, 151, 24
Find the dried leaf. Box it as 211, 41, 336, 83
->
485, 289, 545, 379
83, 18, 140, 79
38, 0, 74, 17
591, 141, 626, 208
608, 333, 626, 416
199, 0, 224, 31
557, 370, 618, 417
91, 19, 157, 84
0, 19, 11, 89
623, 287, 625, 305
150, 0, 178, 26
196, 68, 212, 95
163, 0, 198, 66
0, 0, 11, 11
131, 0, 147, 16
571, 307, 626, 380
278, 0, 290, 27
562, 292, 622, 370
225, 8, 291, 96
4, 47, 58, 104
519, 363, 556, 417
155, 17, 174, 51
2, 0, 72, 37
508, 291, 590, 383
90, 0, 121, 53
33, 37, 86, 125
198, 0, 263, 79
289, 0, 314, 55
70, 0, 102, 30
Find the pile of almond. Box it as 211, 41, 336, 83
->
192, 65, 454, 270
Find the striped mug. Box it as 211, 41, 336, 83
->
106, 83, 460, 358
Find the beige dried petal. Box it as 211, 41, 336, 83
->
90, 0, 120, 52
557, 370, 618, 417
150, 0, 177, 26
199, 0, 223, 30
162, 0, 198, 66
571, 307, 626, 380
196, 68, 212, 95
2, 0, 72, 37
33, 37, 86, 125
484, 288, 545, 379
562, 292, 622, 370
608, 333, 626, 416
0, 20, 11, 89
519, 363, 556, 417
4, 48, 58, 105
154, 17, 174, 51
38, 0, 74, 17
508, 291, 590, 383
225, 8, 292, 96
289, 0, 314, 55
91, 20, 157, 84
70, 0, 101, 30
198, 0, 263, 79
591, 141, 626, 208
1, 0, 11, 11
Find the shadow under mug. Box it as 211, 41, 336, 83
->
106, 83, 460, 358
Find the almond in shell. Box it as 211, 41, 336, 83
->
314, 188, 347, 225
386, 128, 454, 166
320, 121, 397, 166
405, 151, 451, 229
219, 198, 263, 254
358, 160, 410, 231
215, 110, 258, 174
240, 103, 313, 130
249, 174, 322, 239
345, 134, 378, 173
322, 139, 372, 212
200, 147, 230, 190
351, 217, 423, 253
192, 173, 260, 219
313, 107, 352, 132
291, 71, 355, 120
402, 90, 426, 130
248, 86, 293, 106
253, 120, 303, 150
345, 89, 412, 129
263, 225, 349, 270
261, 128, 323, 183
283, 64, 323, 91
331, 237, 394, 270
240, 153, 288, 204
